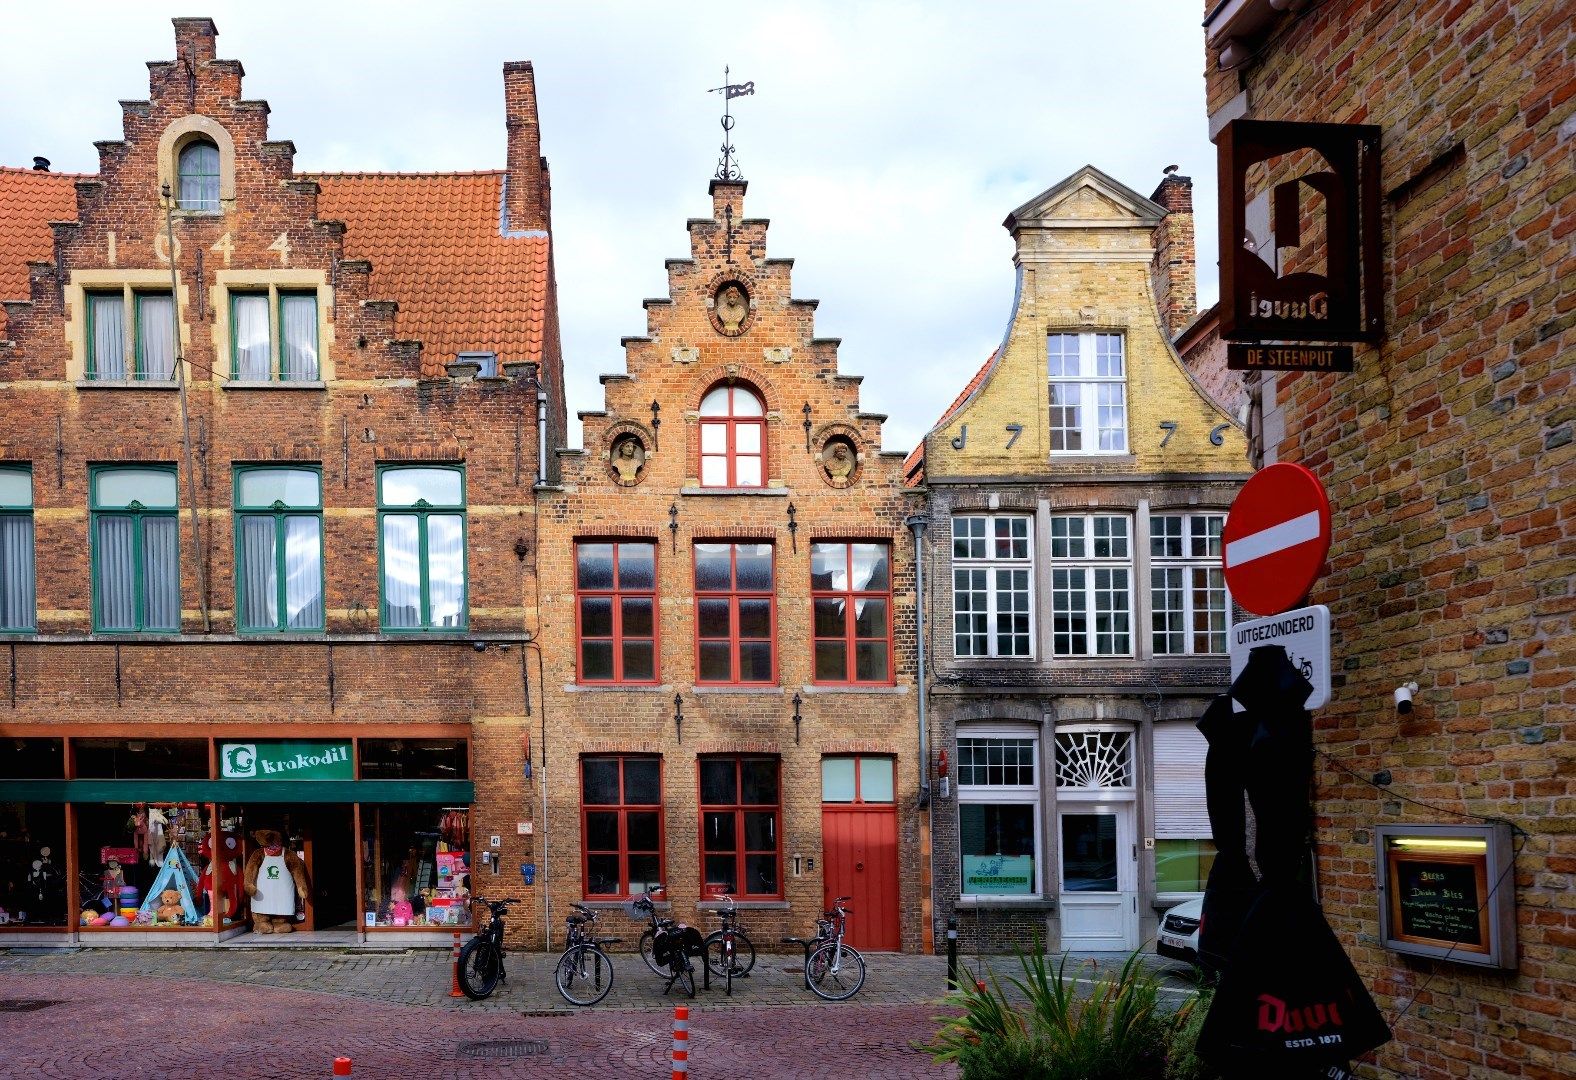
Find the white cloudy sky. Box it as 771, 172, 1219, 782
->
2, 1, 1218, 453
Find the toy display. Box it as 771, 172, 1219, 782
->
197, 827, 246, 924
362, 807, 471, 928
155, 888, 184, 922
135, 843, 201, 925
243, 829, 310, 934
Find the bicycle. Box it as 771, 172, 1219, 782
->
554, 901, 620, 1007
630, 891, 701, 998
702, 894, 756, 996
458, 897, 512, 1000
631, 885, 674, 976
782, 895, 866, 1001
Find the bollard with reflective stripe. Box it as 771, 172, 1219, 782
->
332, 1057, 352, 1076
671, 1004, 689, 1078
946, 916, 959, 990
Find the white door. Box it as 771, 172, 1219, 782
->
1057, 803, 1137, 951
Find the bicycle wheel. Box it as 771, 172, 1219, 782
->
806, 941, 866, 1001
555, 944, 614, 1006
638, 927, 664, 975
674, 955, 696, 999
704, 931, 757, 978
458, 937, 501, 1001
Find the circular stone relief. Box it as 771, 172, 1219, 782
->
609, 433, 648, 486
710, 281, 751, 337
818, 434, 860, 488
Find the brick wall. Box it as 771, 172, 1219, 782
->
1204, 2, 1575, 1075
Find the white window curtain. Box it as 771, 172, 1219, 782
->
94, 517, 136, 628
0, 516, 35, 630
178, 141, 220, 211
381, 515, 422, 628
140, 517, 181, 630
91, 295, 126, 379
238, 516, 278, 630
281, 295, 318, 380
283, 516, 323, 629
138, 295, 176, 380
233, 295, 270, 380
427, 514, 466, 627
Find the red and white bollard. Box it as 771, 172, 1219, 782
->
671, 1005, 689, 1079
449, 930, 464, 998
332, 1057, 352, 1076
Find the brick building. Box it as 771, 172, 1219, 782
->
0, 18, 562, 946
1202, 0, 1574, 1076
534, 178, 927, 954
907, 166, 1250, 953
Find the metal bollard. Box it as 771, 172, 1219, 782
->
946, 917, 958, 990
332, 1058, 352, 1076
448, 930, 464, 998
671, 1004, 690, 1078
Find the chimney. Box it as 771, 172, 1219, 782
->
32, 157, 49, 172
171, 17, 219, 67
503, 61, 545, 232
1150, 167, 1197, 339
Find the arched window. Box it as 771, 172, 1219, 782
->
699, 383, 765, 487
177, 139, 221, 211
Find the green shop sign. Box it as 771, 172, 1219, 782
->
963, 854, 1034, 895
220, 741, 354, 781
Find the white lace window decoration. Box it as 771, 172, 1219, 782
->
1053, 730, 1133, 789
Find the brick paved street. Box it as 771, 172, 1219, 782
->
0, 944, 1200, 1077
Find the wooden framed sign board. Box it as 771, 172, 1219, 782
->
1374, 822, 1517, 970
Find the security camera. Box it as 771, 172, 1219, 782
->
1394, 681, 1420, 714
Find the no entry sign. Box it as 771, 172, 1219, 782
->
1222, 462, 1331, 616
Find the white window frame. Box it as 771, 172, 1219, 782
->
1149, 512, 1232, 656
957, 726, 1043, 900
1052, 724, 1136, 801
951, 514, 1034, 659
1048, 332, 1128, 454
1048, 514, 1133, 658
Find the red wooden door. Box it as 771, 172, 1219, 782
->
821, 755, 900, 951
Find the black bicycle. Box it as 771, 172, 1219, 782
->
703, 894, 756, 995
783, 895, 866, 1001
554, 902, 620, 1006
632, 885, 675, 976
458, 897, 512, 1000
630, 891, 702, 998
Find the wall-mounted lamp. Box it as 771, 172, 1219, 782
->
791, 693, 802, 745
801, 402, 813, 451
674, 693, 685, 743
650, 400, 662, 451
513, 537, 529, 562
786, 503, 798, 553
668, 501, 680, 554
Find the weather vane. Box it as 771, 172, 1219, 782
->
708, 65, 754, 181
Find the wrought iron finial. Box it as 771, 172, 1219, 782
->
709, 65, 754, 181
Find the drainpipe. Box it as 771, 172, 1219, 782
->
905, 515, 930, 808
535, 374, 549, 487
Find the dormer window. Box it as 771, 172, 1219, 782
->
177, 139, 221, 212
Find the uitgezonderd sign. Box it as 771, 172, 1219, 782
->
220, 740, 354, 780
1218, 119, 1383, 345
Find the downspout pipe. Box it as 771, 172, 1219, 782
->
905, 514, 930, 809
535, 384, 549, 487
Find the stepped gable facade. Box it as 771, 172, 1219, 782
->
535, 179, 929, 952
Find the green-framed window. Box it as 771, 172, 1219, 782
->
90, 465, 181, 632
87, 289, 176, 381
177, 139, 221, 211
377, 465, 466, 631
0, 466, 36, 632
234, 466, 325, 633
230, 289, 319, 381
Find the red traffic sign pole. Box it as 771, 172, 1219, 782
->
1222, 463, 1332, 617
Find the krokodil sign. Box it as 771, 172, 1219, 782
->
220, 740, 354, 780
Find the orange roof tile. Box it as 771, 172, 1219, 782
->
902, 348, 1001, 485
0, 166, 81, 336
313, 171, 551, 378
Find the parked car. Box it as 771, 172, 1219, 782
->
1156, 897, 1202, 966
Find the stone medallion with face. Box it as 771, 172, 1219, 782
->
713, 282, 750, 336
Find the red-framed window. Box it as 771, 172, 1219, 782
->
575, 541, 657, 683
699, 755, 780, 899
699, 383, 765, 488
695, 542, 775, 684
581, 755, 664, 898
810, 541, 894, 684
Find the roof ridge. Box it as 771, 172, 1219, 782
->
0, 165, 91, 179
307, 169, 505, 179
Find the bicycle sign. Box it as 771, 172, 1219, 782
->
1228, 604, 1331, 710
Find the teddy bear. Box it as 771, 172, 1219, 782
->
155, 888, 184, 924
243, 828, 309, 934
198, 828, 246, 923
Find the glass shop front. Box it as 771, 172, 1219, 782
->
0, 734, 472, 941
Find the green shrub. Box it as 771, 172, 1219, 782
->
928, 945, 1207, 1080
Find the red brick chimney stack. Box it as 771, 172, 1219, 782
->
172, 17, 218, 67
503, 61, 546, 232
1150, 169, 1197, 338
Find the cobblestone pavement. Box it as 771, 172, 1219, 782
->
0, 944, 1201, 1077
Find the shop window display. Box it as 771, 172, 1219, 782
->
0, 804, 69, 928
74, 737, 208, 779
76, 802, 212, 928
361, 806, 471, 928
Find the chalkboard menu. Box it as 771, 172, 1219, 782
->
1388, 852, 1487, 952
1377, 823, 1515, 970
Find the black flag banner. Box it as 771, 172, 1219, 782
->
1195, 645, 1391, 1071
